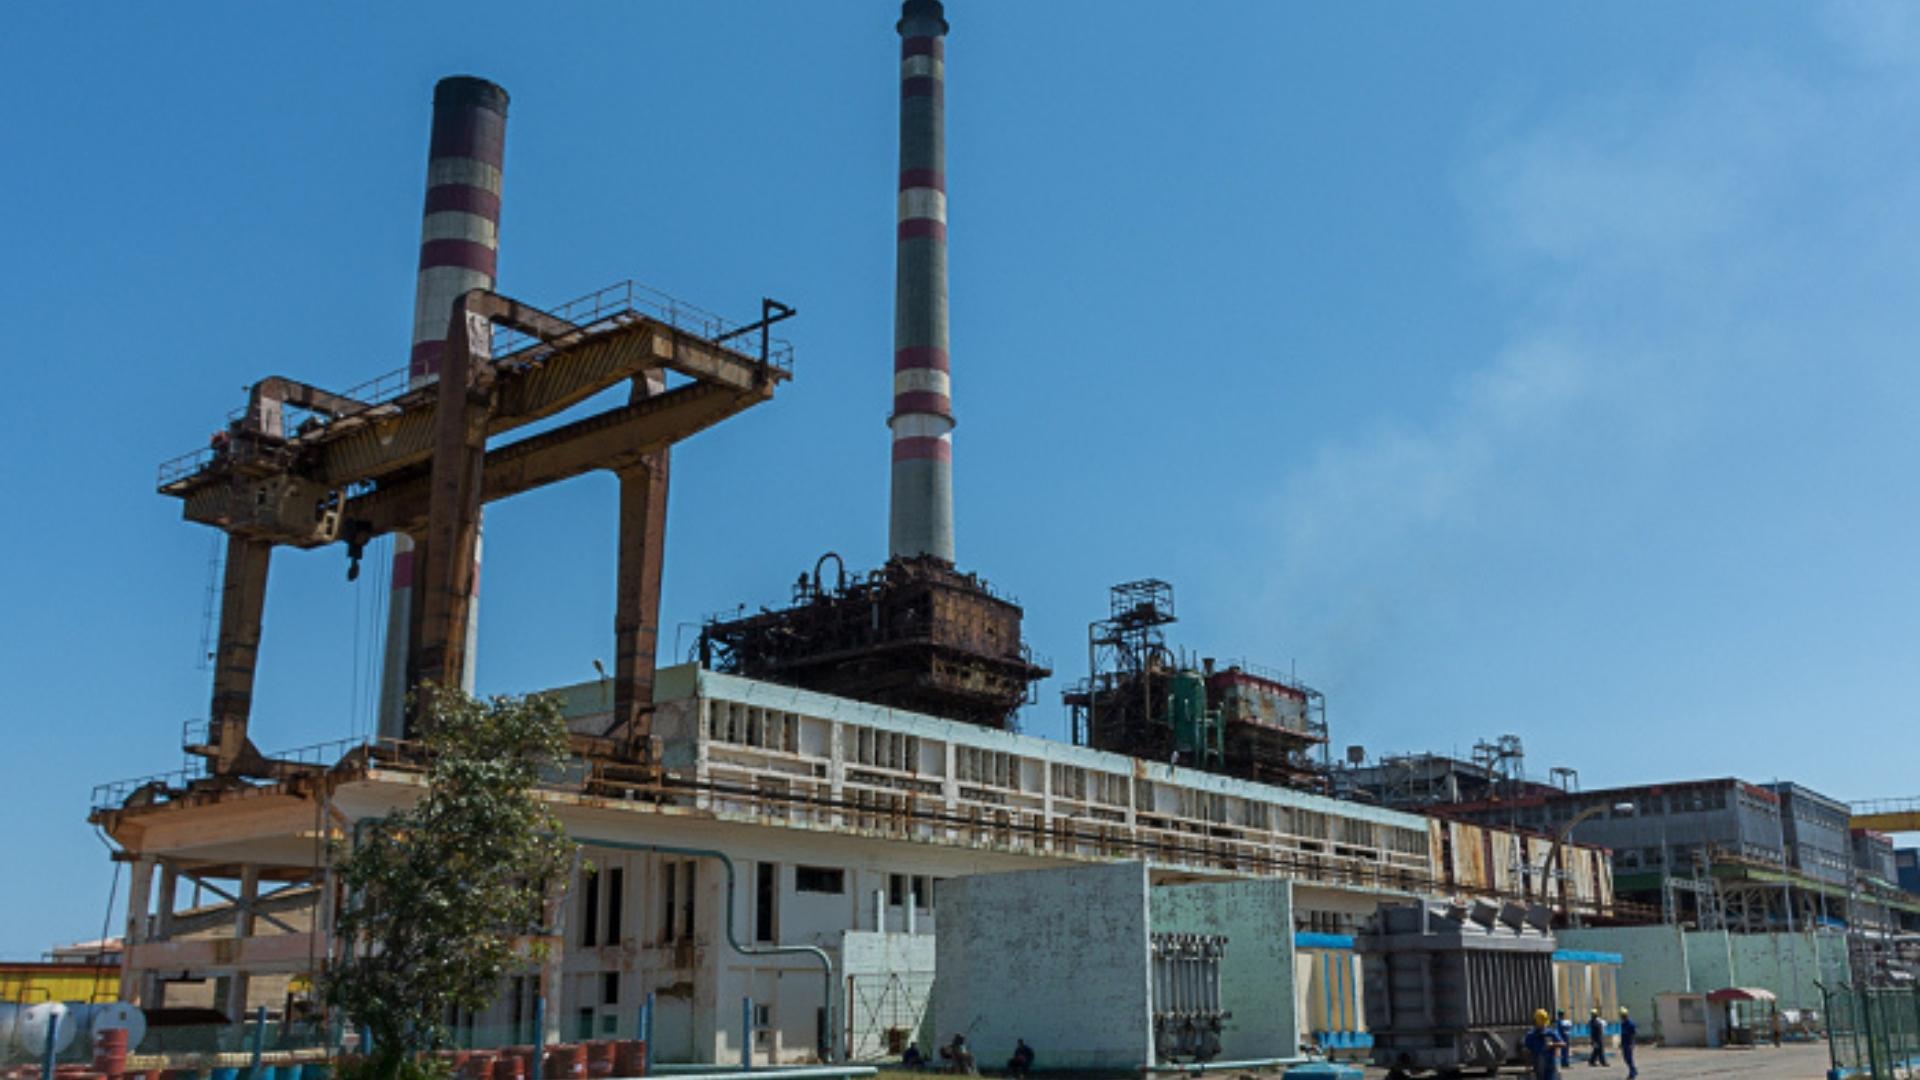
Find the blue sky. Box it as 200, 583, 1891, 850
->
4, 1, 1918, 956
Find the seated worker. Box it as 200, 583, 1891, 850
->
1524, 1008, 1566, 1080
944, 1034, 977, 1076
901, 1042, 925, 1070
1006, 1039, 1035, 1076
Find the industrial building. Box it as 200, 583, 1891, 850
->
1332, 738, 1561, 810
78, 2, 1637, 1069
1443, 778, 1920, 938
1064, 580, 1331, 790
91, 662, 1620, 1062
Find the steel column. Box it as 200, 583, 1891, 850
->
408, 296, 495, 724
209, 535, 272, 775
381, 75, 509, 738
612, 447, 669, 752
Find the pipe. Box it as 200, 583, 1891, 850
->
742, 997, 752, 1071
250, 1005, 268, 1075
1140, 1057, 1311, 1074
645, 1060, 883, 1068
576, 837, 839, 1062
643, 993, 655, 1073
41, 1008, 59, 1080
531, 993, 546, 1080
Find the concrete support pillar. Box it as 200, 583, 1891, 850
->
155, 862, 181, 940
119, 857, 155, 1005
228, 865, 260, 1022
541, 863, 574, 1046
146, 861, 182, 1006
318, 863, 339, 974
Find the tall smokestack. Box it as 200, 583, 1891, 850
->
888, 0, 956, 564
378, 75, 509, 737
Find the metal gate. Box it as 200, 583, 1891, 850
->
844, 972, 934, 1062
1824, 984, 1920, 1078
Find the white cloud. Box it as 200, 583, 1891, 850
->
1247, 2, 1920, 772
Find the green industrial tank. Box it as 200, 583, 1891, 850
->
1167, 670, 1223, 768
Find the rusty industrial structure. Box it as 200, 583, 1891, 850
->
698, 554, 1048, 729
159, 279, 793, 779
1066, 579, 1330, 790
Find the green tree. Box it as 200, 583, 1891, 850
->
323, 689, 577, 1079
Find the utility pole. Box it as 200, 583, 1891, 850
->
1773, 781, 1803, 1009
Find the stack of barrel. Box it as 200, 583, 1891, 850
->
439, 1040, 644, 1080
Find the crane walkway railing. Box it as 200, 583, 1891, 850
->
157, 279, 794, 488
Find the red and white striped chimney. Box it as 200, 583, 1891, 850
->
378, 75, 508, 737
888, 0, 956, 564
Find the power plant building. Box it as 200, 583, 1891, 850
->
91, 664, 1615, 1063
95, 0, 1634, 1069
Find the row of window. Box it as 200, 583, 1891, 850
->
709, 701, 800, 753
1500, 788, 1736, 828
575, 859, 699, 949
755, 864, 941, 944
704, 700, 1431, 864
789, 864, 938, 907
577, 858, 943, 950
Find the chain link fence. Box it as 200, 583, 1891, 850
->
1824, 983, 1920, 1079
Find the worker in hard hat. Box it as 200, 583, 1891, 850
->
1587, 1008, 1609, 1066
1555, 1008, 1574, 1067
1619, 1007, 1638, 1079
1524, 1008, 1566, 1079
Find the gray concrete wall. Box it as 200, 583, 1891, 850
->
933, 862, 1154, 1070
1559, 924, 1689, 1023
1151, 878, 1298, 1059
1725, 931, 1849, 1013
1563, 926, 1849, 1035
1683, 930, 1737, 995
1688, 930, 1845, 1013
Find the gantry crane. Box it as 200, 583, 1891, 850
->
160, 282, 792, 779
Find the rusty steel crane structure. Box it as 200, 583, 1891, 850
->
160, 282, 793, 780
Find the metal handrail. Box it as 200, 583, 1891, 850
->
157, 279, 794, 488
90, 733, 400, 812
1853, 797, 1920, 816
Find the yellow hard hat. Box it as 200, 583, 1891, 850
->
1591, 1008, 1601, 1016
1620, 1007, 1630, 1016
1534, 1008, 1551, 1027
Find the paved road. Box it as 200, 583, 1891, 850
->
1362, 1043, 1831, 1078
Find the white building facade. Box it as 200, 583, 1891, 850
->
99, 665, 1598, 1065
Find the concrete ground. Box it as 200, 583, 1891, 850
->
1357, 1042, 1831, 1078
874, 1043, 1835, 1079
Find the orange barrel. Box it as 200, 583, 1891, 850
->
612, 1041, 645, 1078
92, 1027, 129, 1078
